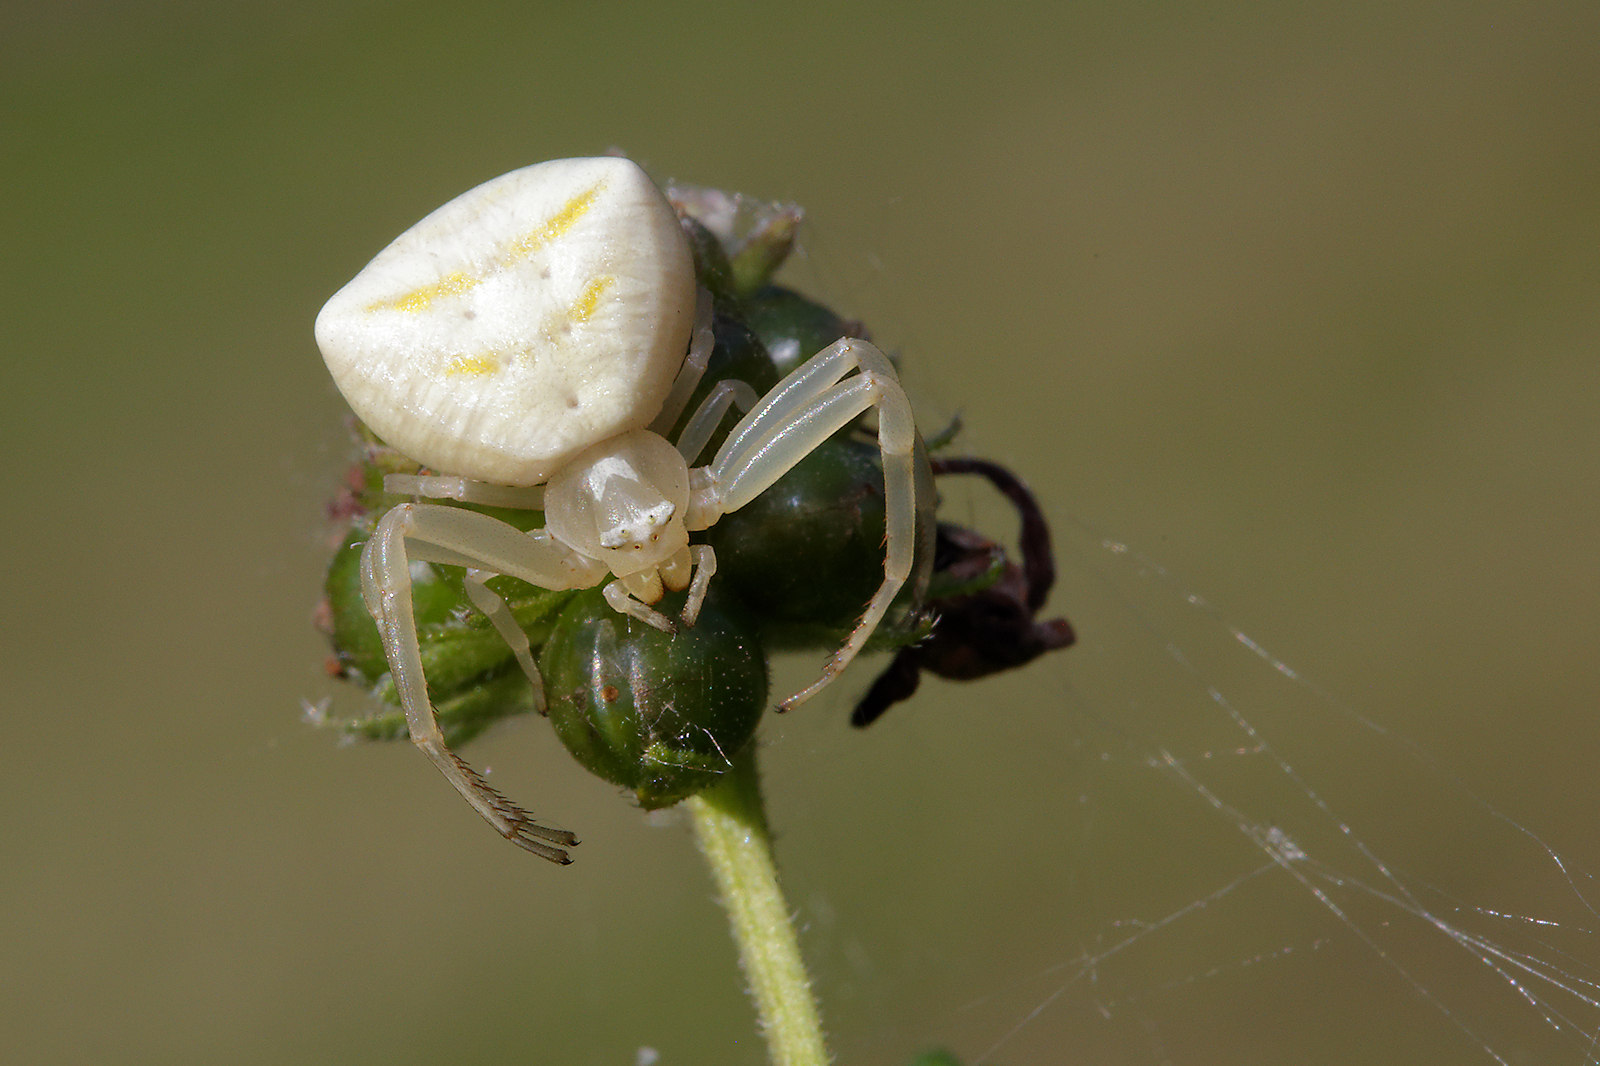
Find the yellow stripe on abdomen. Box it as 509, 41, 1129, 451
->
368, 182, 605, 314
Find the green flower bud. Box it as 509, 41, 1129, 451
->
321, 529, 468, 685
317, 433, 574, 744
667, 183, 804, 298
319, 525, 572, 742
678, 216, 741, 310
540, 587, 768, 809
743, 285, 869, 375
706, 434, 935, 649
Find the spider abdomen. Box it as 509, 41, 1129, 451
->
315, 157, 695, 486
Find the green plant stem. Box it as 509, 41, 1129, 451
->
686, 746, 831, 1066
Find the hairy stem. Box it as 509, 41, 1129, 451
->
686, 746, 831, 1066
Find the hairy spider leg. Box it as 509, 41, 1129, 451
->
361, 502, 610, 861
693, 338, 918, 711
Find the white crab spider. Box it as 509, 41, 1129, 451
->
317, 157, 918, 861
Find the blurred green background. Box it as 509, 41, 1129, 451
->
5, 2, 1599, 1063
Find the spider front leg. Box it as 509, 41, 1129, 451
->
600, 544, 719, 633
690, 338, 919, 711
361, 502, 609, 862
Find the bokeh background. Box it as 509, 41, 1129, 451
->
5, 3, 1598, 1063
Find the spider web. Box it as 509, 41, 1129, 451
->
762, 226, 1600, 1066
930, 515, 1600, 1065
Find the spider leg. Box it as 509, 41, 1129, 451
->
598, 541, 718, 630
648, 287, 716, 436
382, 474, 546, 510
674, 379, 759, 464
361, 502, 608, 861
462, 568, 547, 714
698, 338, 918, 711
603, 578, 678, 633
680, 544, 717, 625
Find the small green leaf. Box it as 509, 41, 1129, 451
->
338, 666, 542, 747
